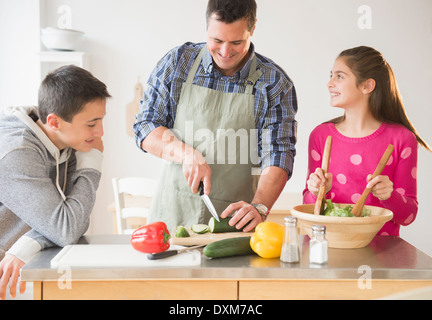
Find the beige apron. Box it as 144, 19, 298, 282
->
150, 46, 263, 231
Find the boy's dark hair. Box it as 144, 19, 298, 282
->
206, 0, 257, 31
38, 65, 111, 123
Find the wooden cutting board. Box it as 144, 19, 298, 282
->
170, 227, 253, 246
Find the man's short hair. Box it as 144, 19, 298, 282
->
38, 65, 111, 123
206, 0, 257, 31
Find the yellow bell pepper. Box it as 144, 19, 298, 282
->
250, 221, 284, 258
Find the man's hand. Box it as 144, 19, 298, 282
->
220, 167, 288, 233
220, 201, 264, 232
142, 127, 212, 195
182, 148, 212, 195
0, 254, 26, 300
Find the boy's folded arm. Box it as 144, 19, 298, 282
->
0, 147, 103, 255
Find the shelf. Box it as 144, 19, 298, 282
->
38, 51, 88, 68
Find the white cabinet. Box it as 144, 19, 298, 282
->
39, 51, 88, 67
39, 51, 89, 80
38, 0, 90, 80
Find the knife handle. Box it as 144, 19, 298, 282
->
147, 250, 178, 260
199, 181, 204, 196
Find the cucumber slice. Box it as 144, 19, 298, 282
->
175, 226, 190, 237
191, 224, 210, 234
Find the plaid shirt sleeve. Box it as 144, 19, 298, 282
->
255, 54, 298, 178
133, 45, 189, 149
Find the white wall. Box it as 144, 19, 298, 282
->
0, 0, 41, 108
2, 0, 431, 255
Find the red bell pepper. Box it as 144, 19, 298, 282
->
131, 221, 171, 253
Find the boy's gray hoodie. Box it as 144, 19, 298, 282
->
0, 106, 103, 262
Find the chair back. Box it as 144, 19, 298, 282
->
112, 177, 158, 234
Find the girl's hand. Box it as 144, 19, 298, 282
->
307, 168, 333, 197
366, 174, 393, 201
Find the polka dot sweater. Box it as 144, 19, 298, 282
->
303, 122, 418, 236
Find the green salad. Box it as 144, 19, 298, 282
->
322, 200, 371, 217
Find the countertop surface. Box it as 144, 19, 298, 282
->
21, 234, 432, 281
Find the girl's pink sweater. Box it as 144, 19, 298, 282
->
303, 122, 418, 236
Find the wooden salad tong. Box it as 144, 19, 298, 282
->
351, 144, 394, 217
314, 136, 333, 215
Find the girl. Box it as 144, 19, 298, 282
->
303, 46, 431, 236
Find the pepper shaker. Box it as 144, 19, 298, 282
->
280, 216, 300, 263
309, 225, 328, 264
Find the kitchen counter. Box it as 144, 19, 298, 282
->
21, 234, 432, 300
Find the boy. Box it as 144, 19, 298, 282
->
0, 65, 110, 299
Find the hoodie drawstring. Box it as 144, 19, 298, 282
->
63, 159, 68, 193
55, 153, 67, 201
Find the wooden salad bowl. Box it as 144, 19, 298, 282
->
291, 204, 393, 249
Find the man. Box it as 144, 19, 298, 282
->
133, 0, 297, 232
0, 65, 110, 299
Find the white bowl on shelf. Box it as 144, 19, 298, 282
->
41, 27, 85, 51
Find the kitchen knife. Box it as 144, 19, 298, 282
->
147, 245, 205, 260
198, 182, 220, 222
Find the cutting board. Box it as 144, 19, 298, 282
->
170, 227, 253, 246
50, 244, 200, 268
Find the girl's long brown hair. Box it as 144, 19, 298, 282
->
330, 46, 431, 152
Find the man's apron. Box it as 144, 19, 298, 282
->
150, 46, 263, 231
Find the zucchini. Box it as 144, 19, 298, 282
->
191, 224, 210, 234
208, 217, 243, 233
203, 236, 254, 259
175, 226, 190, 237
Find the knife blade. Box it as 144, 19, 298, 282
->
198, 182, 220, 222
147, 245, 205, 260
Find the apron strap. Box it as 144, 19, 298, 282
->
245, 55, 263, 95
186, 47, 206, 84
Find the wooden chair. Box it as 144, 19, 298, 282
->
112, 177, 158, 234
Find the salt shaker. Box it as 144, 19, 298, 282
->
309, 225, 328, 264
280, 216, 300, 263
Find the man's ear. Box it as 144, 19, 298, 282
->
46, 113, 61, 130
362, 78, 376, 94
250, 19, 257, 36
